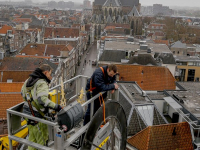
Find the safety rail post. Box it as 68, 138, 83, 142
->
7, 103, 57, 150
107, 89, 119, 101
7, 110, 13, 150
54, 124, 65, 150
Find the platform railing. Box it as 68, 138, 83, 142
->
7, 75, 119, 150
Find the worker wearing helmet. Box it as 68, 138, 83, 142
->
21, 64, 62, 150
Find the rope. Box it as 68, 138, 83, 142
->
99, 93, 106, 124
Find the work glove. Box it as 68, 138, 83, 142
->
54, 104, 62, 112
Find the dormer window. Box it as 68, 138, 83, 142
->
7, 30, 12, 35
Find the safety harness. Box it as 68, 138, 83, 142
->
24, 82, 47, 146
88, 67, 106, 124
88, 67, 105, 93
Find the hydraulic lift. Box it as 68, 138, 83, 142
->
6, 75, 127, 150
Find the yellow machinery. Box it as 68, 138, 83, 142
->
49, 89, 61, 105
0, 120, 28, 150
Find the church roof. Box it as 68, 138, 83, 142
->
128, 5, 141, 17
116, 15, 123, 23
103, 0, 121, 7
123, 15, 129, 23
94, 0, 139, 7
107, 15, 113, 23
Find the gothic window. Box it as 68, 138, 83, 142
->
105, 8, 107, 16
109, 8, 112, 16
114, 8, 117, 16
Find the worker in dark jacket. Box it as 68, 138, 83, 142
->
83, 64, 119, 125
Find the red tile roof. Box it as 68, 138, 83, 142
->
106, 23, 130, 29
20, 44, 73, 56
44, 27, 79, 38
0, 57, 54, 71
69, 17, 77, 21
149, 23, 166, 27
115, 64, 176, 91
127, 122, 193, 150
153, 39, 169, 46
0, 25, 13, 34
12, 18, 32, 23
0, 83, 23, 92
0, 71, 32, 82
72, 24, 80, 28
49, 22, 56, 26
154, 31, 165, 36
0, 94, 23, 119
16, 55, 51, 59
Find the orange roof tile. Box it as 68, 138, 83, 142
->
115, 64, 176, 91
0, 25, 13, 34
13, 18, 32, 23
44, 27, 79, 38
49, 22, 56, 25
153, 39, 169, 46
16, 55, 51, 59
20, 44, 73, 56
0, 83, 23, 92
0, 71, 32, 82
69, 17, 77, 21
72, 24, 80, 28
0, 94, 23, 119
127, 122, 193, 150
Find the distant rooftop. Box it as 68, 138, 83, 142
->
167, 82, 200, 119
175, 56, 200, 62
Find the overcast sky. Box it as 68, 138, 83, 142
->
140, 0, 200, 7
8, 0, 200, 7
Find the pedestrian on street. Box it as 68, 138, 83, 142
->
21, 64, 62, 150
83, 64, 119, 125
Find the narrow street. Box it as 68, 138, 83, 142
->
76, 41, 98, 77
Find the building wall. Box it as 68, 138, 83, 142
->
171, 48, 187, 56
162, 64, 176, 76
152, 100, 164, 113
177, 64, 200, 81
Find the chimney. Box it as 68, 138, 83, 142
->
52, 27, 54, 38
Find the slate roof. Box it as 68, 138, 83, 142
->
116, 15, 122, 23
44, 27, 79, 38
103, 0, 121, 7
118, 82, 167, 136
128, 54, 157, 66
115, 64, 176, 91
128, 5, 141, 17
154, 53, 176, 64
106, 15, 113, 24
0, 94, 23, 119
171, 41, 187, 49
94, 0, 139, 7
127, 122, 193, 150
99, 50, 126, 62
20, 15, 42, 26
120, 0, 139, 7
94, 0, 107, 5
